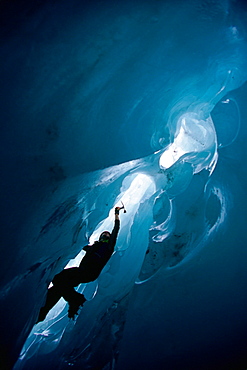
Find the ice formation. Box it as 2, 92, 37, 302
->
1, 0, 247, 369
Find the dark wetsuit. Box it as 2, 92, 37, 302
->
37, 219, 120, 321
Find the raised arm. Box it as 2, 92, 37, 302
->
109, 207, 123, 248
114, 206, 121, 221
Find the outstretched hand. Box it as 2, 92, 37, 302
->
115, 202, 126, 217
115, 207, 122, 215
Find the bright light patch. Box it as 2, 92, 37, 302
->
159, 142, 186, 169
89, 173, 155, 244
159, 112, 216, 171
119, 174, 154, 210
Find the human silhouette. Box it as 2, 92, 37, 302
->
37, 206, 124, 322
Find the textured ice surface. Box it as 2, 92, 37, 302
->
1, 0, 247, 369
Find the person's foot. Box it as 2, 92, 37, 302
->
68, 294, 86, 320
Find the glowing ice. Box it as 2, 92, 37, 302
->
89, 173, 155, 246
159, 112, 217, 173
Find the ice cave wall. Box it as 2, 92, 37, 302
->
1, 0, 247, 369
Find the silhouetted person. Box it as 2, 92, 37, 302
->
37, 206, 123, 322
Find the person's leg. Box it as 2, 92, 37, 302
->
37, 268, 78, 323
36, 285, 62, 323
63, 287, 86, 319
52, 267, 80, 287
54, 268, 86, 319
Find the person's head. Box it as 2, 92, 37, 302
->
99, 231, 111, 243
